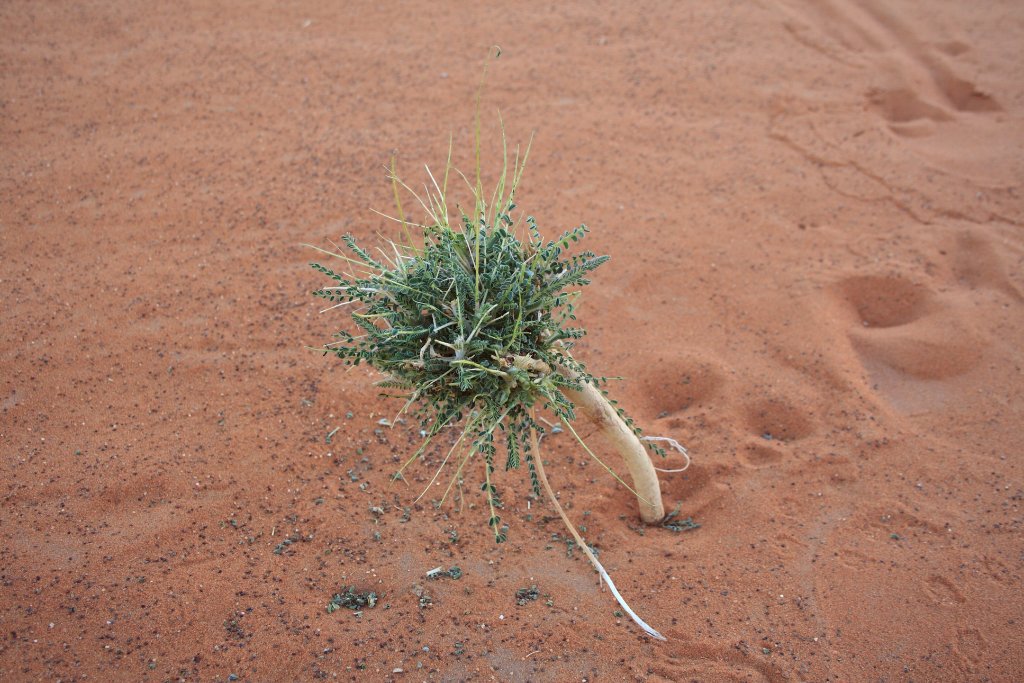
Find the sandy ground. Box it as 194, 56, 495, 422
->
3, 1, 1023, 681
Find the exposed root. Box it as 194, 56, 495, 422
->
558, 372, 665, 523
529, 416, 666, 641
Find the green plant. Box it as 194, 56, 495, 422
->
310, 151, 665, 512
309, 114, 670, 639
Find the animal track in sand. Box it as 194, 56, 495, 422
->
948, 229, 1024, 301
833, 273, 987, 390
861, 505, 948, 536
955, 626, 987, 665
738, 439, 786, 469
743, 396, 815, 442
638, 354, 728, 419
868, 87, 952, 126
646, 634, 788, 683
924, 574, 966, 605
837, 274, 933, 328
870, 75, 1000, 139
849, 316, 985, 381
776, 0, 1002, 139
664, 462, 732, 519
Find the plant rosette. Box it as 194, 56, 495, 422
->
309, 126, 688, 640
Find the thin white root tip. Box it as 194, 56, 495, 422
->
530, 418, 666, 641
642, 435, 691, 473
590, 548, 667, 641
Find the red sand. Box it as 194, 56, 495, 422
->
2, 1, 1023, 681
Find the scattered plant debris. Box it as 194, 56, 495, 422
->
515, 585, 540, 605
326, 586, 378, 613
662, 505, 700, 533
425, 566, 462, 581
412, 584, 433, 609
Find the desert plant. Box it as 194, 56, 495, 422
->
309, 127, 673, 639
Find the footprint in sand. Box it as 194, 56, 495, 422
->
744, 396, 816, 442
924, 574, 967, 605
778, 0, 1002, 124
836, 275, 933, 329
638, 353, 728, 420
946, 229, 1024, 302
832, 272, 990, 412
735, 394, 816, 470
850, 314, 985, 381
739, 440, 787, 469
870, 68, 1001, 140
776, 0, 1006, 178
868, 87, 952, 129
955, 626, 987, 666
